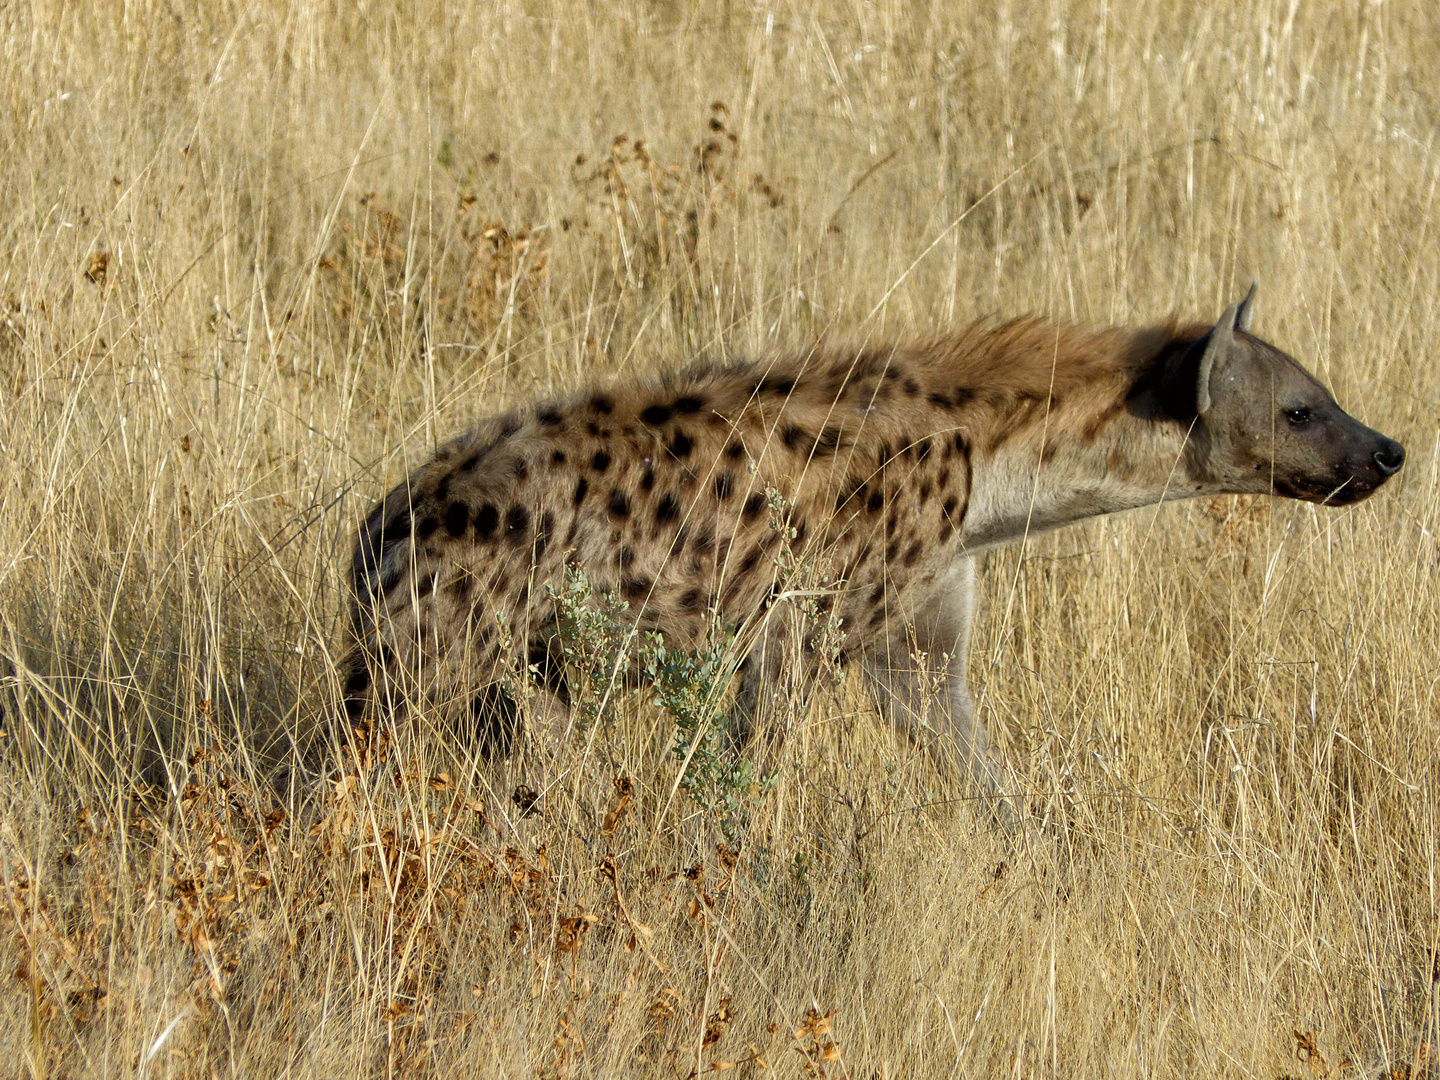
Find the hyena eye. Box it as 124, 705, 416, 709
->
1284, 407, 1312, 427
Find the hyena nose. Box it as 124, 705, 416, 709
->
1373, 439, 1405, 477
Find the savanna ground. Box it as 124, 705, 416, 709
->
0, 1, 1437, 1076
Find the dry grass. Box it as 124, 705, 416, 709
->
0, 1, 1437, 1076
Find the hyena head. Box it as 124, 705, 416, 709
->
1187, 284, 1405, 505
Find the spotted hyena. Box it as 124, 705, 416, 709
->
341, 285, 1404, 811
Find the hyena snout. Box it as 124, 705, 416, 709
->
1322, 426, 1406, 504
1371, 437, 1406, 477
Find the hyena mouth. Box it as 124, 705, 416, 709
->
1268, 474, 1367, 506
1294, 476, 1383, 507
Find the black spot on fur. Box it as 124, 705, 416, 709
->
903, 378, 920, 396
640, 468, 655, 491
655, 494, 681, 525
572, 477, 589, 505
608, 490, 631, 520
942, 496, 958, 519
592, 451, 612, 473
929, 391, 952, 408
739, 548, 761, 574
782, 425, 809, 451
694, 527, 715, 553
513, 459, 529, 480
640, 404, 672, 425
903, 542, 923, 567
952, 387, 975, 408
668, 431, 694, 458
552, 450, 567, 465
415, 572, 438, 599
868, 584, 884, 605
742, 493, 766, 524
591, 395, 614, 415
869, 608, 886, 627
836, 481, 864, 512
918, 480, 932, 502
616, 546, 635, 569
759, 376, 795, 396
444, 502, 470, 537
537, 406, 563, 426
866, 490, 884, 514
475, 503, 500, 538
678, 588, 703, 613
379, 510, 412, 550
459, 452, 480, 472
499, 418, 521, 439
952, 432, 970, 456
725, 440, 745, 460
621, 576, 652, 601
504, 506, 530, 545
673, 395, 705, 414
416, 516, 440, 540
916, 438, 931, 462
714, 474, 733, 500
816, 428, 842, 453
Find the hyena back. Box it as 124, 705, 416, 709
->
343, 286, 1404, 812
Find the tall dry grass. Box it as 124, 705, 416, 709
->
0, 1, 1436, 1076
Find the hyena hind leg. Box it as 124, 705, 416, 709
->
862, 558, 1016, 830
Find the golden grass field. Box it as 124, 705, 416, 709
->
0, 1, 1437, 1076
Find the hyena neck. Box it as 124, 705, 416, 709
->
960, 331, 1216, 550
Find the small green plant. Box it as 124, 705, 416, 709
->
638, 628, 773, 841
549, 565, 772, 839
546, 565, 637, 731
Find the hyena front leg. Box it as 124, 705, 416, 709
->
862, 557, 1014, 827
728, 606, 829, 755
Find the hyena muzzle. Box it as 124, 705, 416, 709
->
340, 284, 1403, 820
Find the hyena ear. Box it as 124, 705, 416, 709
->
1235, 280, 1258, 333
1196, 301, 1240, 416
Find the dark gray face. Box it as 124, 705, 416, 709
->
1196, 288, 1405, 506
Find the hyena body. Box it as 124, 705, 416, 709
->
343, 288, 1404, 809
